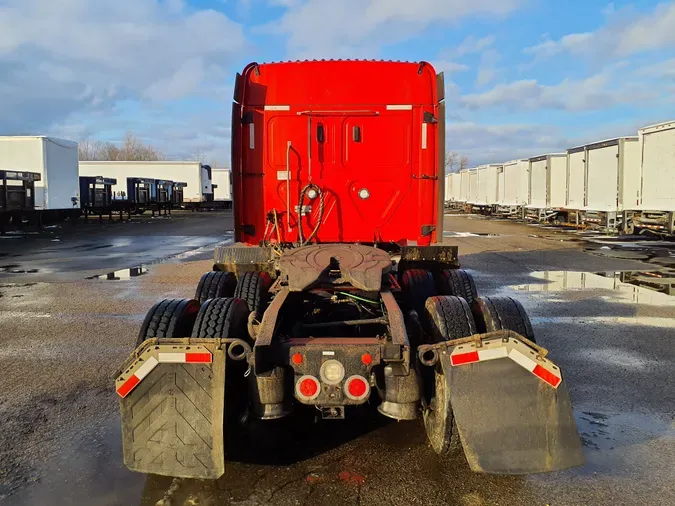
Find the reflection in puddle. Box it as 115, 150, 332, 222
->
513, 271, 675, 301
87, 266, 148, 281
444, 231, 501, 237
0, 265, 39, 274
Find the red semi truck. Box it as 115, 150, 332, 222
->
115, 60, 583, 479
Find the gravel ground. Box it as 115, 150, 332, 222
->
1, 212, 674, 506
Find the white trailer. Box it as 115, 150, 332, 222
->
527, 154, 567, 221
467, 169, 479, 205
0, 136, 79, 215
79, 161, 213, 207
475, 164, 501, 210
626, 122, 675, 235
460, 170, 471, 203
577, 137, 640, 231
585, 137, 640, 212
444, 173, 452, 203
566, 146, 585, 211
449, 173, 462, 203
212, 169, 233, 209
497, 159, 528, 216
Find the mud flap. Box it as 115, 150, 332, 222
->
441, 334, 584, 474
114, 339, 226, 479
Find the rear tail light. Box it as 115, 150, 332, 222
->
295, 375, 321, 401
344, 375, 370, 401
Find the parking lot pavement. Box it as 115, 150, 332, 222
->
1, 213, 674, 505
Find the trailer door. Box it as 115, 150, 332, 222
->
567, 151, 585, 209
641, 129, 675, 210
587, 145, 619, 211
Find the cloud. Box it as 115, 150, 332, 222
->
459, 65, 658, 112
0, 0, 246, 134
262, 0, 523, 57
524, 2, 675, 61
446, 122, 569, 166
475, 49, 501, 87
433, 60, 470, 74
455, 35, 496, 57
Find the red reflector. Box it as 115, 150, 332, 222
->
299, 378, 319, 397
348, 378, 367, 398
361, 353, 373, 366
292, 353, 304, 365
117, 375, 140, 398
451, 351, 480, 366
533, 365, 561, 387
185, 353, 211, 363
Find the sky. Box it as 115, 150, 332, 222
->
1, 0, 675, 167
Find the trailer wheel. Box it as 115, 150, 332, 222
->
401, 269, 436, 316
136, 298, 201, 346
195, 271, 237, 304
472, 296, 536, 343
234, 271, 272, 320
422, 296, 476, 455
435, 269, 478, 305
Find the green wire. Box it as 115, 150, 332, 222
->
336, 291, 380, 306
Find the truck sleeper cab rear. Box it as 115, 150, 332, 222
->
231, 60, 445, 247
115, 60, 583, 482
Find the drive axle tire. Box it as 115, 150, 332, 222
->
191, 297, 250, 339
422, 296, 476, 455
234, 271, 272, 320
191, 298, 251, 455
424, 295, 477, 343
136, 298, 201, 346
195, 271, 237, 304
472, 296, 536, 343
400, 269, 436, 317
436, 269, 478, 305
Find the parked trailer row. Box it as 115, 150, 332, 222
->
78, 161, 220, 210
0, 136, 226, 233
446, 120, 675, 235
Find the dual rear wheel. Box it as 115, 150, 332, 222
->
401, 267, 536, 456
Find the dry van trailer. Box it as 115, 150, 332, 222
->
211, 169, 233, 210
79, 161, 214, 209
566, 138, 640, 232
459, 169, 471, 209
475, 164, 501, 213
622, 122, 675, 236
495, 159, 528, 218
446, 172, 464, 210
526, 154, 568, 222
0, 136, 80, 225
467, 168, 479, 210
444, 173, 452, 204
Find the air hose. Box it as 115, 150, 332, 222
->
297, 183, 325, 246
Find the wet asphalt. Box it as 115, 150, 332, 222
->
1, 213, 674, 506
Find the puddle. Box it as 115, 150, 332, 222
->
0, 265, 39, 274
575, 410, 672, 451
444, 231, 501, 237
86, 266, 148, 281
512, 270, 675, 299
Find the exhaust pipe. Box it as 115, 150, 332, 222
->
377, 364, 421, 421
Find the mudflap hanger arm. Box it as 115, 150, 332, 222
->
418, 330, 584, 475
